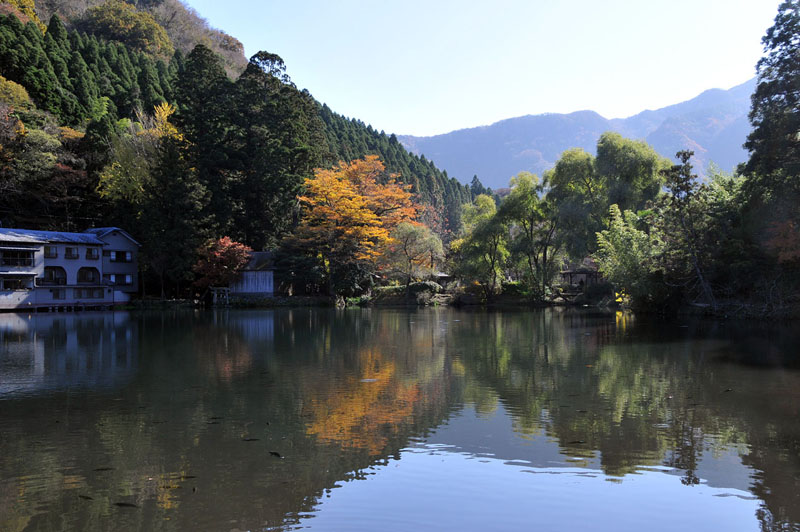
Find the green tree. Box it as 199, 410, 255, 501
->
498, 171, 559, 299
174, 43, 233, 235
596, 131, 668, 211
653, 151, 717, 310
229, 51, 326, 249
595, 204, 659, 306
744, 0, 800, 178
139, 136, 210, 297
453, 194, 509, 299
548, 133, 668, 259
546, 147, 602, 258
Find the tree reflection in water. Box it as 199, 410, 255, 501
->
0, 308, 798, 531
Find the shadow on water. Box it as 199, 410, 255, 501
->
0, 308, 798, 531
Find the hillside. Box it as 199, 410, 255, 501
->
399, 78, 756, 189
33, 0, 248, 75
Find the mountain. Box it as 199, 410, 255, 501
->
399, 79, 756, 189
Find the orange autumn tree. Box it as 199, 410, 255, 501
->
295, 155, 417, 296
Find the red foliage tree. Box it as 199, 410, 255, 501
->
193, 237, 252, 289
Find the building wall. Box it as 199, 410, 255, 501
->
1, 242, 115, 310
41, 243, 102, 284
97, 231, 139, 294
230, 271, 274, 296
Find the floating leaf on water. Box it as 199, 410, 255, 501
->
269, 451, 283, 459
78, 495, 93, 500
360, 378, 378, 383
114, 502, 138, 508
568, 440, 586, 444
242, 438, 260, 442
93, 467, 114, 472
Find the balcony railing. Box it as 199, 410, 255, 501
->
37, 278, 67, 286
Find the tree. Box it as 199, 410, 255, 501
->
744, 0, 800, 178
452, 194, 508, 299
596, 131, 668, 211
546, 147, 603, 258
139, 136, 210, 297
654, 151, 717, 310
380, 222, 444, 292
548, 133, 669, 259
294, 156, 416, 296
595, 205, 659, 306
742, 0, 800, 283
81, 0, 174, 58
229, 51, 326, 249
498, 172, 559, 299
97, 102, 179, 206
174, 43, 234, 236
192, 236, 252, 289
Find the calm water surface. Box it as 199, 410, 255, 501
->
0, 308, 798, 531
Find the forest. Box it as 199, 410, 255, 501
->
0, 0, 798, 316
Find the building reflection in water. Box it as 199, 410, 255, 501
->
0, 311, 138, 396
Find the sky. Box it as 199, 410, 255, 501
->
184, 0, 780, 137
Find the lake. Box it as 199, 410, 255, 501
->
1, 308, 798, 531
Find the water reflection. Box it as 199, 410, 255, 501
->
0, 308, 798, 531
0, 312, 137, 396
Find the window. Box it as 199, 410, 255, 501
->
103, 250, 111, 257
41, 267, 67, 286
86, 248, 99, 260
104, 273, 133, 286
44, 246, 58, 258
65, 247, 79, 259
77, 267, 99, 284
1, 276, 32, 290
109, 250, 133, 263
0, 250, 34, 267
74, 287, 104, 299
52, 288, 65, 300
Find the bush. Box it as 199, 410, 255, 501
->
501, 281, 527, 296
408, 281, 442, 295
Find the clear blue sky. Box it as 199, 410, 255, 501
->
184, 0, 780, 137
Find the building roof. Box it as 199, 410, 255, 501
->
0, 228, 105, 245
83, 227, 141, 247
243, 251, 275, 271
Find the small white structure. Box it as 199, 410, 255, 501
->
230, 252, 274, 297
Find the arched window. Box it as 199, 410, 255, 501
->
77, 267, 100, 284
41, 266, 67, 286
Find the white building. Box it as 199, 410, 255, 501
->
0, 227, 140, 311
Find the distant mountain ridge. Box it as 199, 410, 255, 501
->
399, 79, 756, 189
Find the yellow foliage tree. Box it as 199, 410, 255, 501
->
295, 155, 417, 294
0, 75, 31, 109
